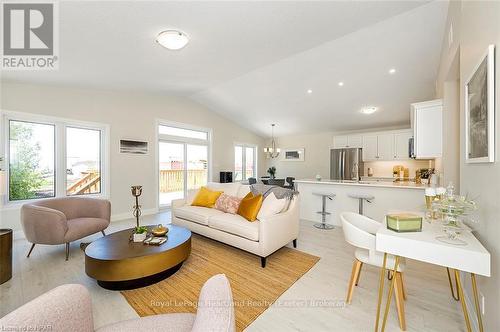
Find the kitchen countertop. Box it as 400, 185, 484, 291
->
294, 178, 428, 190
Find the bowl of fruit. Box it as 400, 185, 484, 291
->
151, 224, 168, 237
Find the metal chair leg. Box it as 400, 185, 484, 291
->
65, 243, 70, 261
471, 273, 484, 332
26, 243, 36, 258
446, 267, 460, 301
455, 269, 472, 332
381, 256, 401, 332
375, 253, 387, 332
314, 195, 334, 229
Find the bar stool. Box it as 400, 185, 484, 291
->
348, 193, 374, 215
313, 192, 336, 230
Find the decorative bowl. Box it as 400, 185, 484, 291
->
151, 224, 169, 237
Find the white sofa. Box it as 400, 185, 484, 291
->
172, 182, 300, 267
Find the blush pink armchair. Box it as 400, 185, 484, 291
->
21, 197, 111, 260
0, 274, 235, 332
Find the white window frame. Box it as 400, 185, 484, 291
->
1, 110, 110, 206
234, 143, 258, 182
155, 119, 212, 209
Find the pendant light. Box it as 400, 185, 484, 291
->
264, 124, 280, 159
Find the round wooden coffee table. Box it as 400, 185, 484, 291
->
85, 224, 191, 290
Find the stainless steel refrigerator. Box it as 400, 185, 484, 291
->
330, 148, 364, 181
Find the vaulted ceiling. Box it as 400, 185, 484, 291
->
1, 1, 448, 137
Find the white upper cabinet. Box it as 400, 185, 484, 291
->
377, 133, 394, 160
332, 135, 348, 148
411, 99, 443, 159
360, 130, 412, 161
394, 131, 413, 160
347, 135, 363, 148
332, 135, 363, 148
362, 135, 379, 161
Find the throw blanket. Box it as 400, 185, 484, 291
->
250, 184, 297, 199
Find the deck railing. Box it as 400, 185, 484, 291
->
67, 171, 100, 195
159, 169, 207, 192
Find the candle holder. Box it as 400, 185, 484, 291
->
432, 183, 476, 246
131, 185, 143, 228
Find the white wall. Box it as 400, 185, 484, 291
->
440, 79, 460, 190
0, 82, 266, 230
265, 132, 332, 179
436, 1, 500, 330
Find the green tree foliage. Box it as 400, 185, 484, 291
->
9, 123, 47, 200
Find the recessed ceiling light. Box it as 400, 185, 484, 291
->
389, 68, 396, 74
360, 106, 378, 114
307, 89, 313, 94
338, 82, 344, 86
156, 30, 189, 50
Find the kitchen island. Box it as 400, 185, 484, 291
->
295, 179, 427, 226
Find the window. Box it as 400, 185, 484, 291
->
234, 144, 257, 181
4, 112, 108, 203
9, 120, 55, 201
66, 127, 101, 195
159, 125, 208, 140
158, 122, 211, 207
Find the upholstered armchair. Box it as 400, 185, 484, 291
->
0, 274, 236, 332
21, 197, 111, 260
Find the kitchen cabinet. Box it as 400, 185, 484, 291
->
333, 135, 348, 148
333, 135, 363, 148
411, 99, 442, 159
394, 131, 413, 160
361, 130, 412, 161
347, 135, 363, 148
377, 133, 394, 160
362, 135, 379, 161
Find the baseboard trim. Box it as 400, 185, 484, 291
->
110, 208, 159, 222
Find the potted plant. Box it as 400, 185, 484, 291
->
267, 166, 276, 179
133, 226, 148, 242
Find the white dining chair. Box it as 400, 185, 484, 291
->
340, 212, 407, 330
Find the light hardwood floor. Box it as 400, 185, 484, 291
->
0, 212, 466, 331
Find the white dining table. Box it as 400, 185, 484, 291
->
374, 218, 490, 332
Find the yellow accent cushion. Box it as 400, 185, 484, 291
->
191, 186, 223, 208
237, 192, 263, 222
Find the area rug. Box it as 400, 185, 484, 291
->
121, 234, 320, 331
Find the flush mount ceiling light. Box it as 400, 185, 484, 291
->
156, 30, 189, 50
338, 82, 344, 86
307, 89, 313, 94
360, 106, 378, 114
389, 68, 396, 74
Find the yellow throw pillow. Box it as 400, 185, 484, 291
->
237, 192, 263, 222
191, 186, 223, 208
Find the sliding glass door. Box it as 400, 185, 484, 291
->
159, 141, 185, 206
158, 123, 210, 207
187, 144, 208, 192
